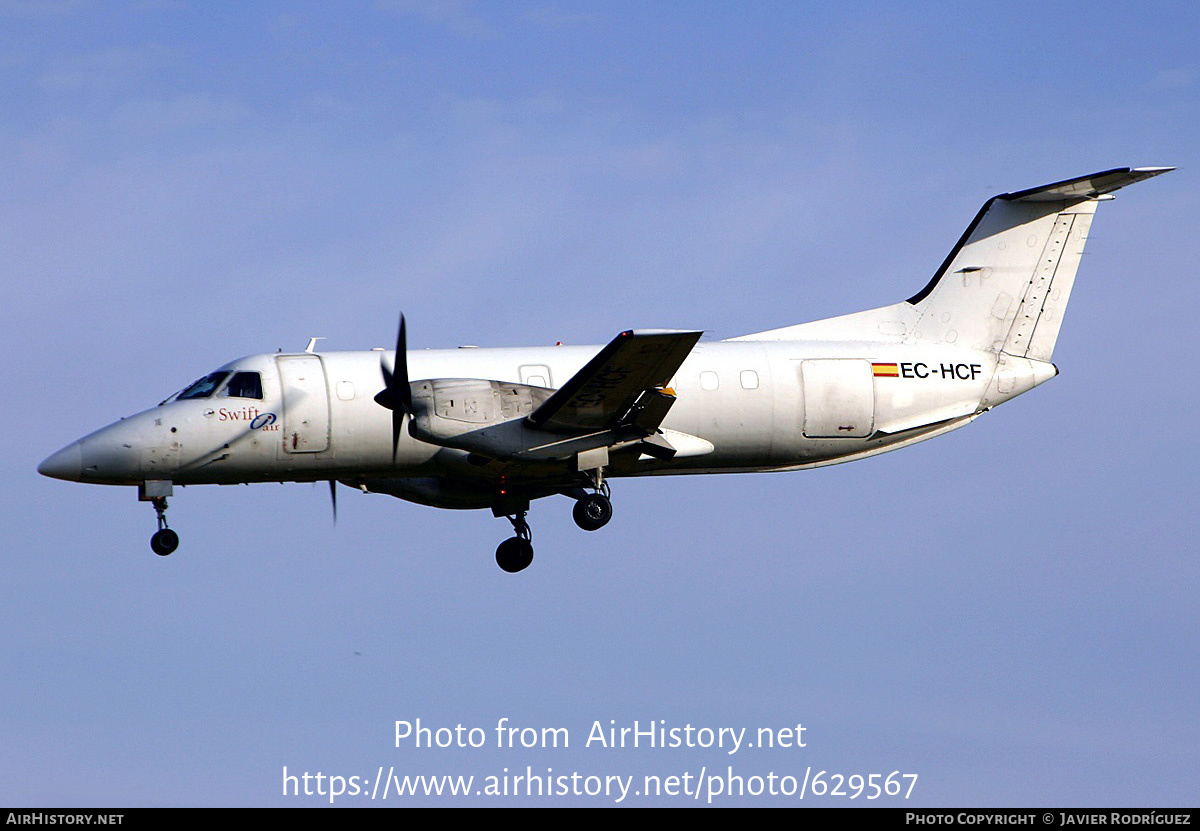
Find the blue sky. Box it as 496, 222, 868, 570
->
3, 0, 1197, 806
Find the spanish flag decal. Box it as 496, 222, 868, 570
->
872, 363, 899, 377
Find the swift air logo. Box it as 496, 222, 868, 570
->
209, 408, 279, 431
250, 412, 279, 431
873, 362, 983, 381
219, 406, 265, 423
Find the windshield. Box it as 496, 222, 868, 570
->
175, 371, 231, 400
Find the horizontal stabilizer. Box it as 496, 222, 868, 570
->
1002, 167, 1174, 202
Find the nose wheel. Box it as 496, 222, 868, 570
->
148, 495, 179, 556
151, 527, 179, 556
495, 512, 533, 573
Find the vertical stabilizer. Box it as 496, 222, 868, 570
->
905, 167, 1172, 358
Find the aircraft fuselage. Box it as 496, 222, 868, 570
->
44, 338, 1050, 491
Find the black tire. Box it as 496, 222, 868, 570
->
572, 493, 613, 531
150, 528, 179, 556
495, 537, 534, 573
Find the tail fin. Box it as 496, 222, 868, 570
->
729, 167, 1172, 350
906, 167, 1173, 358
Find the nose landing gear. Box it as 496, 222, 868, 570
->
140, 481, 179, 556
149, 497, 179, 556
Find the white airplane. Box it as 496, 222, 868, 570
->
39, 167, 1171, 572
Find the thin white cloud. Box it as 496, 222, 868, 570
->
523, 5, 598, 30
1148, 65, 1195, 91
376, 0, 490, 38
0, 0, 87, 17
38, 43, 177, 94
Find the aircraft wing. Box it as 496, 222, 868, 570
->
528, 329, 703, 432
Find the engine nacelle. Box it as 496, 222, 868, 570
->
408, 379, 556, 456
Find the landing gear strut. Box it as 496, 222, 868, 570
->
149, 497, 179, 556
495, 512, 533, 573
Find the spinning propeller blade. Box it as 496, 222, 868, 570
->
373, 313, 412, 462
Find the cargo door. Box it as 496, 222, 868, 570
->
800, 359, 875, 438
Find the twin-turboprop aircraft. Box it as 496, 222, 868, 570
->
39, 167, 1171, 572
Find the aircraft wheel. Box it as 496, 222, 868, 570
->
495, 537, 533, 573
572, 493, 612, 531
150, 528, 179, 556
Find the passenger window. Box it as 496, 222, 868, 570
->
700, 371, 719, 391
740, 370, 759, 390
223, 372, 263, 399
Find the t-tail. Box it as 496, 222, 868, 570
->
734, 167, 1174, 358
904, 167, 1173, 358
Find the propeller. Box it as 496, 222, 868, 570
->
373, 313, 413, 462
328, 479, 338, 524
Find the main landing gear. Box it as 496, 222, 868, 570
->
572, 465, 613, 532
572, 483, 612, 532
495, 512, 534, 573
491, 474, 615, 574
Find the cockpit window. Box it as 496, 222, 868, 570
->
176, 371, 231, 400
222, 371, 263, 399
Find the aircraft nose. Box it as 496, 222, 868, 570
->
38, 441, 83, 482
